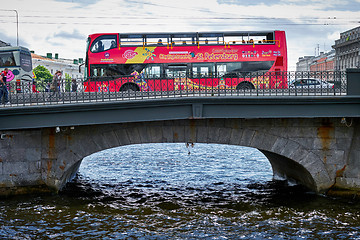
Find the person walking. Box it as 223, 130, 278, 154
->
0, 68, 9, 105
49, 70, 62, 100
71, 79, 77, 92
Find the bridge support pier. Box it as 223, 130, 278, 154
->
260, 150, 317, 190
0, 118, 359, 197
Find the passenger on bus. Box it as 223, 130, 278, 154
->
157, 39, 163, 45
97, 41, 104, 52
110, 41, 116, 49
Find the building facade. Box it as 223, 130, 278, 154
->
32, 52, 84, 79
297, 26, 360, 72
296, 56, 314, 71
332, 26, 360, 71
309, 50, 335, 72
296, 50, 335, 72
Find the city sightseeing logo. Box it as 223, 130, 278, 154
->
100, 52, 114, 62
123, 50, 138, 60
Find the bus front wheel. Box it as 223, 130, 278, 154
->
236, 82, 255, 90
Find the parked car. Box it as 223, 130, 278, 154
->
289, 78, 334, 89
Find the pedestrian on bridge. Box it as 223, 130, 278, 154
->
49, 71, 62, 100
0, 68, 9, 105
71, 79, 77, 92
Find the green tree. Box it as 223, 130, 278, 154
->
33, 65, 53, 91
64, 73, 72, 92
33, 65, 53, 80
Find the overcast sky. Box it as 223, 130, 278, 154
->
0, 0, 359, 70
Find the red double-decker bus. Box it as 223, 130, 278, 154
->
84, 31, 287, 92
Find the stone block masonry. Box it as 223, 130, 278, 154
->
0, 117, 359, 197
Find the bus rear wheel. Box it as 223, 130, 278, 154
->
236, 82, 255, 90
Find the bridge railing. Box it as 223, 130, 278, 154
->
2, 71, 348, 107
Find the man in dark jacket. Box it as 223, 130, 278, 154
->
0, 68, 9, 105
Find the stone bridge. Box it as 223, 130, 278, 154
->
0, 95, 359, 197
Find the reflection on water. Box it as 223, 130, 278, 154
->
1, 143, 360, 239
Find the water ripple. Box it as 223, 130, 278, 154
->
1, 143, 360, 239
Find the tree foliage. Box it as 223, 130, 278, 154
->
33, 65, 53, 81
64, 73, 72, 92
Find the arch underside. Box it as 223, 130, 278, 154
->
57, 119, 333, 193
260, 150, 316, 190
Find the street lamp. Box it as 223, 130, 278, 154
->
14, 10, 18, 46
0, 9, 19, 46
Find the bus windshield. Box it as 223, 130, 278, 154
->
0, 52, 16, 67
0, 47, 32, 71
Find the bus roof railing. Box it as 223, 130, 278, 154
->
116, 31, 280, 48
117, 30, 278, 38
118, 39, 279, 49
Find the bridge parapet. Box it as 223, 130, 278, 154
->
0, 71, 350, 108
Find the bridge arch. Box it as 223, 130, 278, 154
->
47, 119, 332, 194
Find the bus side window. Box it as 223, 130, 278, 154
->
144, 65, 161, 78
91, 41, 103, 53
217, 64, 227, 77
192, 63, 215, 77
165, 64, 188, 78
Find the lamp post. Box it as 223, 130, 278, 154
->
14, 10, 18, 46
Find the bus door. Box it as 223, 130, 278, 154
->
192, 63, 215, 91
165, 64, 189, 78
165, 64, 189, 91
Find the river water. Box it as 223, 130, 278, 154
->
1, 143, 360, 239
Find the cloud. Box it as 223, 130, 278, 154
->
54, 0, 100, 7
0, 33, 16, 46
217, 0, 282, 6
1, 0, 359, 69
0, 32, 30, 47
216, 0, 360, 10
322, 0, 360, 11
53, 29, 86, 41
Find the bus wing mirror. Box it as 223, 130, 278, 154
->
79, 63, 85, 73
